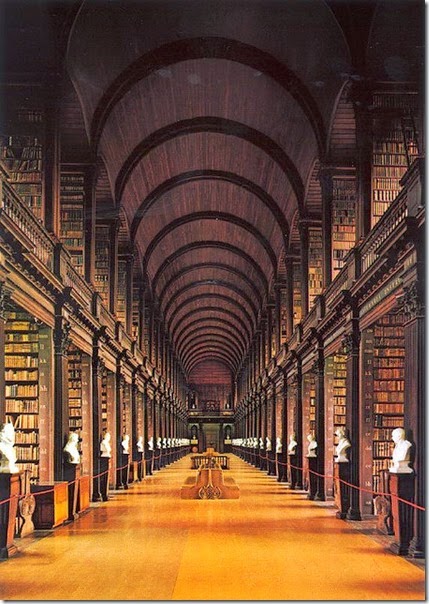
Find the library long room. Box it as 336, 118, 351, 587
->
0, 0, 425, 601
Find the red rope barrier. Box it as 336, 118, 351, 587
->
231, 447, 425, 512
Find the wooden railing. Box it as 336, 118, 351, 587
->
0, 176, 54, 271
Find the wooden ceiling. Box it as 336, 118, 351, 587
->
5, 0, 418, 383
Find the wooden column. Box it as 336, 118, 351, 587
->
109, 219, 119, 316
312, 342, 326, 501
284, 256, 294, 339
351, 83, 372, 240
91, 335, 103, 501
343, 324, 362, 520
403, 281, 425, 557
84, 165, 96, 285
319, 167, 333, 288
125, 253, 134, 335
299, 222, 309, 317
44, 80, 60, 236
53, 296, 72, 481
294, 356, 304, 489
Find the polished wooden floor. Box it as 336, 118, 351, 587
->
0, 454, 425, 600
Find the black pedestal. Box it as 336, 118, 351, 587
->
389, 473, 415, 556
306, 456, 318, 500
63, 462, 80, 521
116, 454, 130, 489
334, 462, 350, 519
0, 473, 20, 559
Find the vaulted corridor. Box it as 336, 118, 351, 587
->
0, 456, 424, 601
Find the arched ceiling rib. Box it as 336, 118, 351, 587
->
177, 324, 246, 359
171, 306, 252, 347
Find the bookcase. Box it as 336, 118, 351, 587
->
292, 261, 302, 327
116, 259, 127, 325
308, 227, 323, 309
303, 373, 316, 438
4, 310, 40, 480
132, 284, 141, 341
331, 178, 356, 279
94, 224, 110, 307
280, 286, 288, 344
371, 91, 419, 227
60, 170, 86, 276
372, 313, 405, 494
67, 344, 83, 439
0, 135, 43, 221
100, 364, 108, 435
333, 354, 347, 440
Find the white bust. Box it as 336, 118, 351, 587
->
390, 428, 413, 474
156, 437, 162, 449
335, 427, 351, 463
0, 422, 19, 473
148, 436, 154, 451
259, 437, 264, 449
276, 437, 282, 454
167, 437, 171, 448
100, 432, 111, 458
162, 437, 167, 449
307, 434, 317, 458
137, 436, 144, 453
288, 434, 297, 455
266, 437, 272, 452
63, 432, 80, 464
121, 434, 130, 455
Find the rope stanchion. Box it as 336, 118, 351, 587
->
231, 446, 425, 512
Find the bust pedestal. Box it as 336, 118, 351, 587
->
117, 453, 130, 489
306, 456, 317, 500
63, 462, 80, 521
133, 452, 144, 482
0, 473, 21, 558
97, 457, 110, 501
334, 462, 350, 519
267, 451, 276, 476
276, 453, 287, 482
145, 450, 153, 476
389, 473, 415, 555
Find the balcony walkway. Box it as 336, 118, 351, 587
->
0, 454, 424, 600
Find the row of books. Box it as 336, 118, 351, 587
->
5, 369, 38, 381
6, 414, 39, 429
5, 384, 38, 397
5, 399, 38, 413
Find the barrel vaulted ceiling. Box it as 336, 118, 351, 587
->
60, 0, 422, 381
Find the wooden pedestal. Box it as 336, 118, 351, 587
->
334, 462, 350, 519
267, 452, 276, 476
0, 473, 21, 558
306, 456, 318, 500
116, 454, 130, 489
145, 451, 153, 476
78, 475, 90, 513
64, 463, 80, 521
276, 454, 287, 482
389, 473, 415, 556
31, 482, 68, 529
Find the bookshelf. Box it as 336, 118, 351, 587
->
67, 344, 83, 439
121, 381, 131, 438
333, 354, 347, 441
372, 313, 405, 494
371, 91, 419, 227
4, 310, 40, 480
0, 135, 43, 221
116, 259, 127, 325
331, 178, 356, 279
303, 373, 316, 438
308, 227, 323, 309
60, 171, 85, 276
101, 364, 108, 435
94, 225, 110, 307
292, 261, 302, 327
132, 284, 140, 341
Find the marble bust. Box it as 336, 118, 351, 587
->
276, 437, 282, 454
0, 422, 19, 473
162, 437, 167, 449
390, 428, 413, 474
156, 437, 162, 449
63, 432, 81, 464
100, 432, 112, 458
137, 436, 144, 453
259, 437, 264, 449
121, 434, 130, 455
335, 427, 351, 463
266, 437, 272, 452
148, 436, 154, 451
306, 434, 318, 458
288, 434, 298, 455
